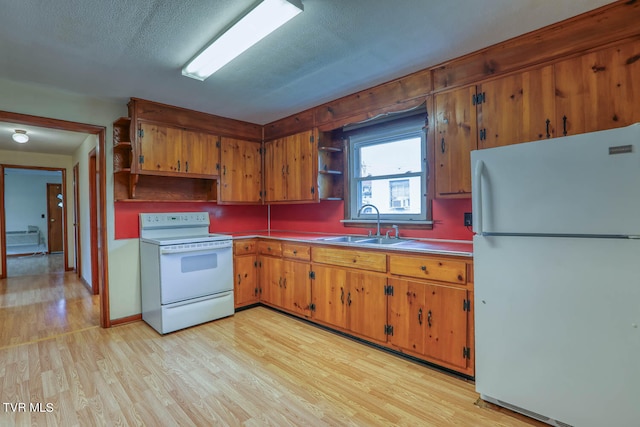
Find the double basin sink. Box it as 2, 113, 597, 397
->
318, 235, 414, 246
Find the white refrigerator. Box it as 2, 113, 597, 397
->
471, 123, 640, 427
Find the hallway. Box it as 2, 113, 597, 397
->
0, 259, 99, 348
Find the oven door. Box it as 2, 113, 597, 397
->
159, 240, 232, 304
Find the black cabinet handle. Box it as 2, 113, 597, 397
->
563, 115, 568, 136
238, 274, 241, 284
441, 138, 445, 153
418, 308, 423, 325
427, 310, 432, 328
545, 119, 551, 138
177, 160, 180, 171
347, 292, 352, 306
185, 161, 189, 173
340, 287, 344, 305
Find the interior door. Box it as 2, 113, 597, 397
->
46, 183, 63, 253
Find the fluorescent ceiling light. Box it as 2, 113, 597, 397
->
182, 0, 303, 81
12, 129, 29, 143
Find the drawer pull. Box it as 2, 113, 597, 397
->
293, 250, 298, 255
420, 265, 427, 271
244, 245, 249, 250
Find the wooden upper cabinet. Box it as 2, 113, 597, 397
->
264, 129, 318, 203
435, 86, 477, 198
137, 121, 219, 178
138, 122, 182, 174
555, 39, 640, 137
219, 137, 262, 203
477, 65, 556, 149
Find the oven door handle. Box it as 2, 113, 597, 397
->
160, 244, 231, 255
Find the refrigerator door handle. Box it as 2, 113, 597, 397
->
473, 160, 485, 234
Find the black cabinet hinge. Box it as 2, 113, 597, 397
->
139, 155, 144, 164
472, 92, 486, 105
463, 347, 471, 359
138, 128, 144, 138
216, 163, 220, 171
384, 285, 394, 296
309, 271, 315, 279
463, 299, 471, 311
311, 186, 315, 195
253, 261, 258, 267
310, 135, 314, 143
216, 139, 220, 148
479, 129, 487, 141
384, 324, 394, 336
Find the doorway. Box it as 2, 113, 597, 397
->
0, 110, 110, 328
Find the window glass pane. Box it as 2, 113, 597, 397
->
358, 137, 421, 177
358, 176, 422, 215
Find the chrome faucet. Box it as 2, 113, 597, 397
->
358, 204, 381, 237
392, 224, 399, 239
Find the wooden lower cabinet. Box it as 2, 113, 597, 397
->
282, 259, 312, 316
241, 239, 474, 376
234, 254, 258, 307
388, 278, 471, 372
311, 264, 387, 343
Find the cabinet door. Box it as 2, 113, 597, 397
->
259, 256, 283, 307
555, 40, 640, 136
387, 278, 426, 355
219, 138, 262, 203
423, 284, 469, 370
285, 130, 317, 202
311, 264, 347, 329
264, 139, 287, 202
346, 271, 387, 342
282, 259, 311, 316
478, 66, 555, 148
234, 255, 258, 307
138, 122, 181, 173
435, 86, 477, 197
181, 130, 219, 176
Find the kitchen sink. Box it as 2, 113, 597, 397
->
319, 235, 377, 243
358, 237, 414, 245
319, 235, 414, 246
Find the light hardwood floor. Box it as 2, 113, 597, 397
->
1, 300, 544, 426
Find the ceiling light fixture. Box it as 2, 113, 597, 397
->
182, 0, 303, 81
12, 129, 29, 143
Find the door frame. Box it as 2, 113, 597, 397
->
73, 163, 82, 281
0, 110, 110, 328
88, 149, 99, 295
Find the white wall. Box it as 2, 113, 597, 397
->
5, 170, 62, 249
71, 134, 97, 286
0, 77, 137, 320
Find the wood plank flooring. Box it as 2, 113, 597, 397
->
1, 304, 544, 426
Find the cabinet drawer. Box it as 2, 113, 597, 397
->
257, 240, 283, 257
389, 255, 466, 284
282, 243, 311, 261
234, 240, 257, 255
312, 247, 386, 272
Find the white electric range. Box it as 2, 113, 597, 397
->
139, 212, 234, 334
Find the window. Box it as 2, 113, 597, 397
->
346, 113, 428, 223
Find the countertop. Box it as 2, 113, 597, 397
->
227, 230, 473, 257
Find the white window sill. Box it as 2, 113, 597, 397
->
340, 219, 433, 226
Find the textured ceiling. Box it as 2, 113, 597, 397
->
0, 0, 613, 129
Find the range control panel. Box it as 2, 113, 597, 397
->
140, 212, 209, 229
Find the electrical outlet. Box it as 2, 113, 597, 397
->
464, 212, 473, 227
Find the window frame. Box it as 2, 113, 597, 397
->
346, 115, 430, 224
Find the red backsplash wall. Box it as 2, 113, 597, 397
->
114, 199, 472, 241
114, 202, 268, 239
270, 198, 473, 241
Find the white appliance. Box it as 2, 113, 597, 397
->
471, 123, 640, 427
139, 212, 234, 334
